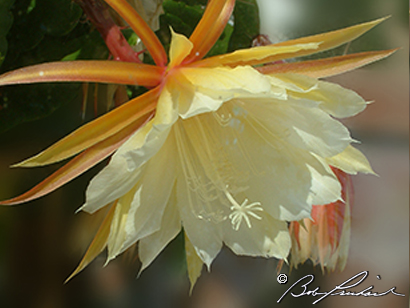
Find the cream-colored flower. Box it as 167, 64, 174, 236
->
0, 0, 394, 288
78, 30, 374, 274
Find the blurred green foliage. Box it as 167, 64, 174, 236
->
0, 0, 109, 133
228, 0, 259, 52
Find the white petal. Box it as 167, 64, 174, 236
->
119, 132, 178, 252
168, 29, 193, 68
223, 213, 291, 259
177, 182, 223, 268
106, 185, 138, 262
326, 145, 375, 175
306, 155, 342, 206
80, 86, 177, 214
178, 66, 272, 119
272, 73, 367, 118
182, 66, 271, 95
242, 96, 353, 158
138, 191, 181, 272
174, 124, 224, 268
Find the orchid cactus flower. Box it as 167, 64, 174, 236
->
0, 0, 395, 288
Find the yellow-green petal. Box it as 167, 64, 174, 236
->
168, 29, 194, 68
65, 203, 116, 282
193, 43, 320, 68
326, 145, 375, 175
185, 233, 204, 293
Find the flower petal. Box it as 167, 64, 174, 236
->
80, 121, 172, 214
178, 66, 272, 118
242, 95, 353, 158
14, 87, 160, 167
223, 213, 291, 259
138, 192, 181, 273
194, 43, 320, 68
118, 133, 178, 252
106, 186, 136, 262
104, 0, 167, 66
0, 61, 164, 87
80, 85, 178, 214
257, 49, 398, 78
176, 177, 223, 269
182, 66, 271, 95
175, 102, 311, 222
65, 203, 116, 282
326, 145, 375, 175
271, 73, 367, 118
168, 29, 194, 68
305, 156, 342, 206
184, 233, 204, 293
174, 123, 224, 268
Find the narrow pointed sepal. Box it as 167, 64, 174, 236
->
0, 61, 164, 88
271, 16, 390, 61
103, 0, 168, 66
65, 203, 117, 283
0, 114, 151, 205
13, 87, 160, 167
185, 233, 204, 294
257, 49, 398, 78
196, 17, 389, 68
185, 0, 235, 63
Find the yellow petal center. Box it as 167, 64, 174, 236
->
168, 29, 194, 69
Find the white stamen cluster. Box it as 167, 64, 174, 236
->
225, 190, 263, 230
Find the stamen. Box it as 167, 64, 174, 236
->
225, 190, 263, 230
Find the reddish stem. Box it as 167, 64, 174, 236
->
76, 0, 142, 63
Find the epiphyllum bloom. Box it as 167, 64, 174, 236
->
0, 0, 395, 286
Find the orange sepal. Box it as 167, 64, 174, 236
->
13, 87, 160, 167
185, 0, 236, 63
0, 112, 153, 205
0, 61, 164, 88
257, 49, 398, 78
196, 17, 388, 68
103, 0, 167, 66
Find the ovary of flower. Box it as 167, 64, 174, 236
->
225, 190, 263, 230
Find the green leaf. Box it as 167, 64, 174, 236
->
162, 0, 203, 38
174, 0, 207, 6
228, 0, 260, 52
206, 23, 233, 58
